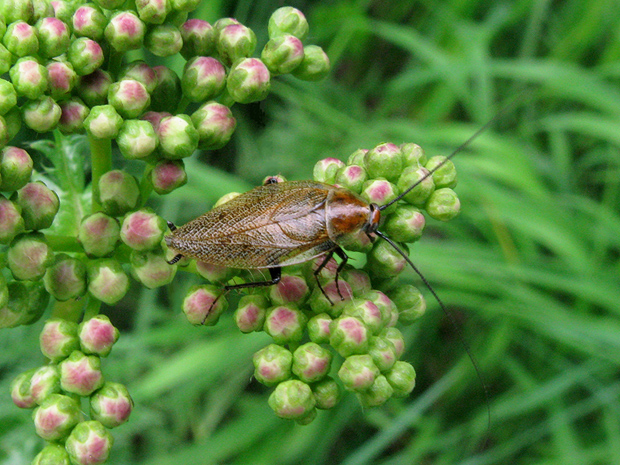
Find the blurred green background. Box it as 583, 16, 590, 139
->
3, 0, 620, 464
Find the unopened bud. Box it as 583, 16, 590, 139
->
170, 0, 201, 12
182, 56, 226, 102
180, 19, 215, 59
335, 164, 367, 194
234, 294, 268, 333
0, 196, 24, 243
121, 208, 166, 251
51, 0, 75, 24
3, 21, 38, 57
360, 179, 399, 213
9, 58, 49, 99
130, 249, 177, 288
226, 57, 270, 104
385, 361, 416, 397
1, 281, 49, 327
0, 146, 33, 191
268, 379, 315, 420
312, 376, 341, 410
8, 232, 53, 280
44, 254, 87, 301
292, 342, 332, 383
379, 327, 405, 359
292, 45, 330, 81
356, 374, 393, 407
338, 354, 379, 391
36, 17, 70, 58
191, 101, 236, 150
364, 143, 403, 183
145, 23, 183, 57
87, 258, 130, 305
105, 10, 146, 52
253, 343, 293, 386
79, 315, 119, 357
341, 268, 372, 296
382, 205, 425, 243
65, 420, 113, 465
3, 107, 21, 141
268, 7, 308, 40
425, 187, 460, 221
0, 45, 10, 74
329, 316, 369, 357
368, 336, 397, 372
108, 79, 151, 119
95, 169, 140, 216
136, 0, 171, 24
77, 69, 112, 107
83, 104, 124, 139
182, 284, 227, 326
308, 279, 351, 317
90, 382, 133, 428
1, 0, 34, 24
78, 212, 120, 257
32, 444, 71, 465
307, 313, 332, 344
400, 142, 427, 166
30, 365, 61, 404
117, 119, 158, 159
141, 110, 171, 133
263, 305, 307, 344
341, 298, 384, 335
157, 114, 199, 159
67, 37, 104, 76
269, 273, 309, 306
150, 66, 181, 112
397, 166, 435, 206
313, 157, 345, 184
39, 318, 79, 361
33, 393, 81, 440
217, 23, 256, 67
0, 79, 17, 115
22, 96, 62, 132
390, 284, 426, 325
261, 34, 304, 75
47, 60, 77, 99
151, 159, 187, 194
72, 3, 107, 40
363, 289, 397, 327
11, 368, 37, 408
365, 239, 407, 278
426, 155, 457, 188
58, 350, 104, 396
195, 261, 237, 283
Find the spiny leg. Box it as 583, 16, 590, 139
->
314, 248, 349, 304
167, 221, 177, 231
333, 247, 349, 300
165, 221, 183, 265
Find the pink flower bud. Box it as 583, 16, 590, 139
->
58, 350, 104, 396
312, 376, 341, 410
379, 327, 405, 359
7, 232, 54, 281
157, 114, 199, 159
3, 21, 39, 57
44, 254, 87, 301
307, 313, 332, 344
117, 119, 158, 159
182, 284, 227, 326
356, 374, 393, 407
67, 37, 104, 76
342, 298, 384, 335
180, 19, 215, 59
217, 23, 257, 66
0, 195, 25, 243
72, 3, 107, 40
191, 101, 236, 150
268, 7, 308, 40
261, 34, 305, 75
105, 10, 146, 52
95, 169, 140, 216
108, 79, 150, 119
39, 318, 80, 361
33, 393, 81, 440
77, 69, 112, 107
312, 157, 345, 184
338, 354, 379, 391
292, 342, 332, 383
120, 60, 157, 93
329, 316, 369, 357
292, 45, 330, 81
234, 294, 268, 333
130, 249, 176, 288
9, 57, 49, 99
30, 365, 61, 404
268, 379, 315, 420
0, 146, 32, 191
58, 97, 89, 134
36, 17, 70, 58
253, 343, 293, 386
10, 368, 37, 408
151, 159, 187, 194
120, 208, 166, 251
226, 57, 270, 104
136, 0, 171, 25
15, 181, 59, 230
87, 259, 130, 305
181, 56, 226, 102
263, 305, 307, 344
65, 420, 113, 465
79, 315, 119, 357
145, 23, 183, 57
22, 96, 62, 133
46, 60, 77, 99
269, 273, 309, 305
90, 382, 133, 428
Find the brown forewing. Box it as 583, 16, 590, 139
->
167, 181, 338, 268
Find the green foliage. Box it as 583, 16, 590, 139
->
2, 0, 620, 464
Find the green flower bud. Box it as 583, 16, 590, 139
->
425, 155, 457, 188
0, 146, 33, 191
0, 79, 17, 115
180, 19, 215, 59
338, 354, 379, 391
44, 254, 87, 301
397, 165, 435, 206
9, 57, 49, 99
217, 23, 256, 67
3, 21, 38, 57
379, 327, 405, 359
347, 148, 368, 166
307, 312, 332, 344
312, 376, 341, 410
195, 260, 238, 283
15, 181, 59, 230
234, 294, 268, 333
341, 298, 384, 335
268, 7, 308, 40
67, 37, 104, 76
191, 101, 236, 150
51, 0, 77, 24
0, 196, 24, 244
87, 258, 130, 305
58, 350, 104, 396
11, 368, 37, 408
0, 45, 11, 75
22, 96, 62, 132
264, 304, 307, 344
108, 78, 150, 119
365, 239, 407, 278
58, 98, 89, 134
145, 23, 183, 57
268, 379, 316, 420
77, 69, 112, 107
292, 342, 332, 383
105, 11, 146, 52
120, 60, 157, 93
0, 281, 49, 327
78, 212, 120, 257
292, 45, 330, 81
121, 208, 166, 251
226, 57, 270, 104
335, 164, 367, 194
90, 382, 133, 428
46, 60, 77, 99
308, 280, 351, 317
3, 107, 21, 142
150, 66, 181, 112
151, 158, 187, 194
385, 361, 416, 397
182, 284, 228, 326
213, 191, 241, 206
390, 284, 426, 325
72, 4, 107, 40
253, 343, 293, 386
181, 56, 226, 102
32, 444, 71, 465
65, 420, 113, 465
313, 157, 345, 184
425, 187, 460, 221
8, 232, 53, 280
79, 315, 119, 356
33, 394, 81, 441
1, 0, 34, 24
329, 316, 369, 357
364, 143, 403, 182
400, 142, 427, 166
356, 374, 393, 408
157, 114, 199, 159
269, 273, 309, 306
261, 34, 304, 75
130, 249, 177, 288
341, 268, 372, 296
166, 9, 188, 26
36, 17, 70, 58
136, 0, 171, 24
360, 179, 399, 213
0, 273, 7, 309
32, 0, 54, 21
83, 104, 123, 139
93, 0, 125, 9
382, 205, 425, 243
368, 336, 397, 372
39, 318, 79, 361
117, 119, 158, 159
30, 365, 61, 404
95, 170, 140, 217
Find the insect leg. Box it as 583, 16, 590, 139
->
314, 251, 335, 304
333, 247, 349, 301
223, 267, 282, 292
167, 254, 183, 265
166, 221, 177, 231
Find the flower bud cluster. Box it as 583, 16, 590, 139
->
10, 315, 130, 465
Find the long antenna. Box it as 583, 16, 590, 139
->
374, 230, 492, 440
380, 104, 513, 211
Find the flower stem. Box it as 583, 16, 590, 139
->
89, 135, 112, 213
139, 164, 153, 207
84, 295, 102, 320
46, 234, 83, 253
176, 95, 190, 114
51, 299, 84, 323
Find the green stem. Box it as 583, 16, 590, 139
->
176, 95, 191, 114
218, 88, 235, 108
139, 164, 154, 208
83, 295, 102, 320
107, 48, 124, 78
51, 299, 84, 323
46, 234, 84, 253
89, 135, 112, 213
